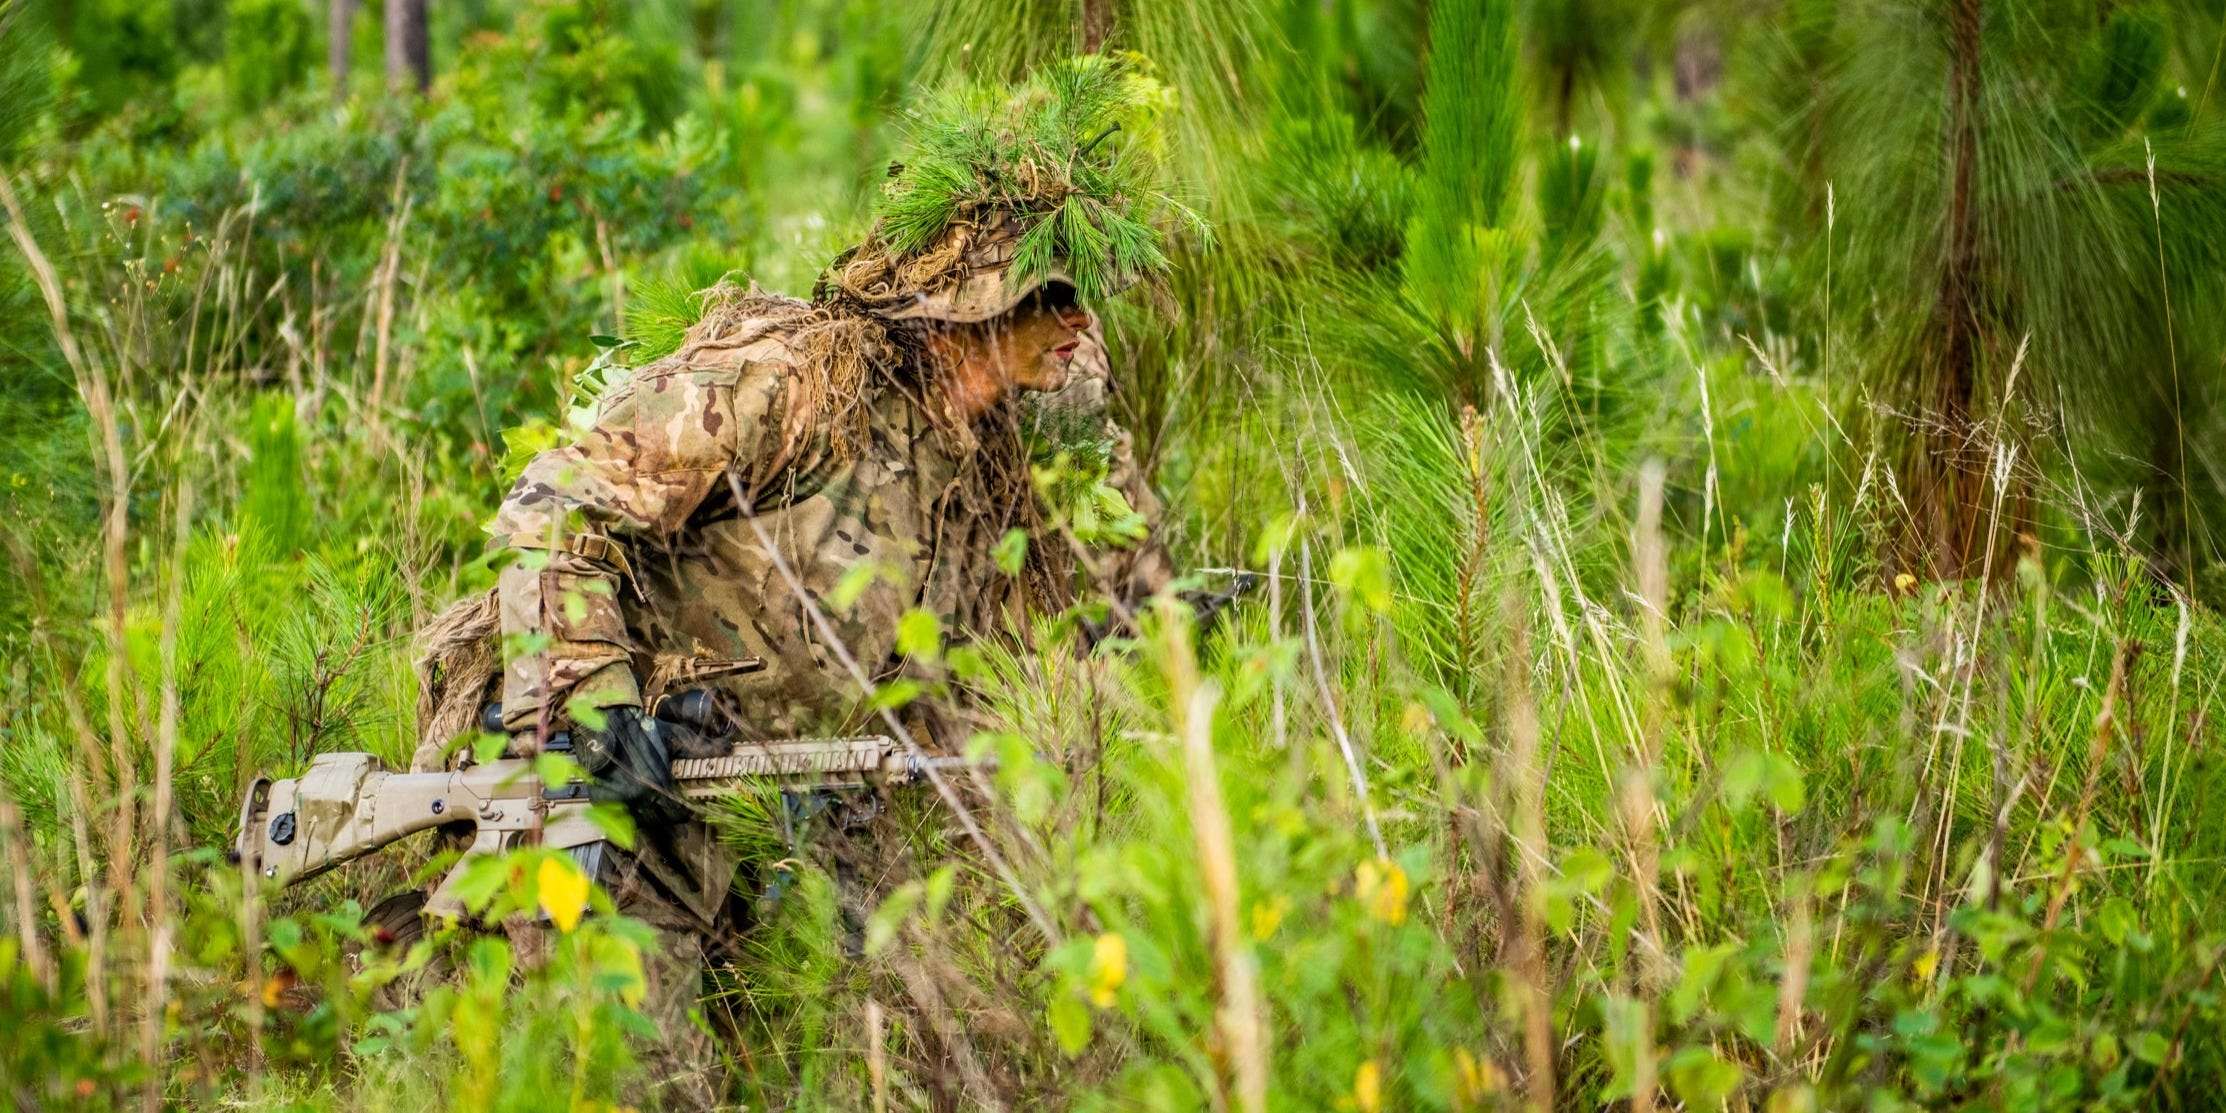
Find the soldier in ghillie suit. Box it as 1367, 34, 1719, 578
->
411, 56, 1190, 1106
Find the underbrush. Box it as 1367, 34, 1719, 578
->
9, 419, 2222, 1109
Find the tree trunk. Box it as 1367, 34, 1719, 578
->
328, 0, 355, 99
1900, 0, 2007, 582
1081, 0, 1113, 53
385, 0, 430, 94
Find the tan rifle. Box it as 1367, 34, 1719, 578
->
234, 731, 974, 920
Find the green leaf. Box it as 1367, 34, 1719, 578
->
923, 864, 958, 920
496, 420, 560, 483
1723, 749, 1804, 814
1328, 546, 1394, 614
1250, 513, 1297, 564
266, 918, 302, 953
2095, 896, 2137, 946
567, 701, 612, 733
473, 731, 510, 766
1664, 1045, 1742, 1110
447, 856, 513, 918
1544, 887, 1577, 935
2130, 1031, 2171, 1066
871, 678, 927, 710
896, 608, 943, 662
993, 529, 1029, 575
830, 560, 888, 612
1670, 943, 1736, 1023
1049, 993, 1093, 1057
534, 751, 584, 789
1561, 847, 1614, 894
946, 644, 989, 682
2092, 1030, 2122, 1069
585, 802, 638, 851
865, 882, 924, 957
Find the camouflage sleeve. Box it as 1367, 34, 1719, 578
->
1072, 323, 1175, 601
490, 358, 789, 731
1103, 421, 1175, 600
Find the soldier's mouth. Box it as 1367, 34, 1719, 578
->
1052, 341, 1081, 362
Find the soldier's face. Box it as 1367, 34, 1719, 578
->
976, 282, 1092, 393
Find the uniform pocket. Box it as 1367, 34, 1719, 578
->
539, 566, 633, 651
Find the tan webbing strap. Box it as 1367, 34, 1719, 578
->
499, 531, 636, 580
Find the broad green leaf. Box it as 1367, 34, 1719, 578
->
534, 751, 583, 789
1328, 545, 1393, 614
871, 678, 926, 710
994, 529, 1029, 575
896, 608, 943, 662
2130, 1031, 2171, 1066
1561, 847, 1614, 893
1664, 1045, 1742, 1111
584, 801, 638, 850
1049, 993, 1093, 1056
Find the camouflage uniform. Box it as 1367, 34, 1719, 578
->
487, 294, 1166, 1108
491, 304, 1166, 738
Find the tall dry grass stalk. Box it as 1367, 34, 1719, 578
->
1497, 594, 1554, 1113
1, 171, 142, 1042
140, 479, 193, 1112
1160, 598, 1269, 1113
367, 159, 414, 420
0, 786, 49, 991
866, 997, 890, 1113
1624, 459, 1670, 984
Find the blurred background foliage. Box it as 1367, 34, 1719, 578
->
5, 0, 2226, 1109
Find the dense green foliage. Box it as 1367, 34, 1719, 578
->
868, 53, 1196, 300
4, 0, 2226, 1110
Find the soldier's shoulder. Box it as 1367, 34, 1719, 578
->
651, 285, 827, 380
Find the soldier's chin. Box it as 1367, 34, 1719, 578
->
1020, 355, 1072, 393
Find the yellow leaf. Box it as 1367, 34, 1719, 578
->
1401, 701, 1434, 736
1087, 932, 1128, 1008
1355, 859, 1410, 926
538, 856, 590, 934
1250, 896, 1289, 942
1455, 1048, 1506, 1104
1911, 945, 1940, 983
1353, 1059, 1382, 1113
1893, 572, 1917, 594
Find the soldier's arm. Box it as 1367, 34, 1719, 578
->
1102, 421, 1175, 601
491, 359, 790, 731
1076, 323, 1175, 602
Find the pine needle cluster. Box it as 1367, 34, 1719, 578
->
868, 53, 1205, 301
